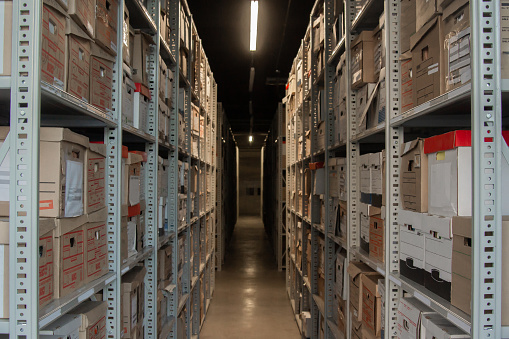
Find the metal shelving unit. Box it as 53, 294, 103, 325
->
284, 0, 506, 338
3, 0, 219, 337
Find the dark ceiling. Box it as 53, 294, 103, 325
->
188, 0, 314, 134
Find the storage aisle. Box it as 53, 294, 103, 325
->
201, 216, 299, 338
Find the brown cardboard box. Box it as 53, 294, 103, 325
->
54, 214, 88, 298
132, 32, 154, 86
400, 53, 414, 112
400, 138, 428, 212
351, 309, 363, 339
90, 43, 115, 112
318, 273, 325, 299
400, 0, 416, 53
410, 16, 444, 106
369, 214, 384, 263
0, 128, 88, 218
122, 266, 146, 338
347, 261, 378, 321
85, 143, 106, 214
416, 0, 440, 32
361, 274, 384, 337
0, 0, 12, 76
85, 208, 108, 283
452, 216, 509, 325
71, 301, 107, 339
351, 30, 376, 89
42, 0, 68, 90
128, 152, 143, 207
66, 18, 92, 103
121, 216, 128, 263
68, 0, 95, 38
0, 218, 56, 318
95, 0, 118, 56
442, 0, 470, 92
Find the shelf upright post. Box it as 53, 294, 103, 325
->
8, 0, 43, 336
324, 1, 336, 338
384, 0, 403, 337
102, 0, 125, 336
346, 1, 359, 337
146, 0, 162, 336
471, 1, 502, 338
211, 81, 218, 293
168, 0, 182, 336
278, 102, 285, 271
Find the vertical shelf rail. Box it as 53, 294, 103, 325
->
104, 0, 124, 336
216, 104, 223, 272
9, 0, 43, 336
385, 0, 402, 337
471, 1, 502, 338
278, 102, 285, 271
168, 0, 181, 337
146, 0, 161, 336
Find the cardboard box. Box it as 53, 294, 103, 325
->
347, 261, 377, 321
158, 244, 173, 284
442, 0, 470, 92
90, 43, 115, 112
351, 30, 376, 89
121, 216, 128, 263
451, 216, 509, 324
133, 83, 151, 133
0, 218, 56, 318
397, 297, 436, 339
66, 19, 92, 103
313, 14, 325, 53
378, 278, 385, 336
54, 214, 88, 298
372, 23, 385, 81
369, 213, 384, 263
0, 127, 89, 218
85, 143, 106, 214
316, 121, 326, 151
95, 0, 118, 56
401, 0, 417, 53
400, 138, 428, 212
85, 208, 108, 283
40, 314, 81, 338
71, 301, 107, 339
338, 100, 347, 143
314, 167, 325, 196
159, 57, 168, 99
122, 266, 146, 338
420, 313, 470, 338
122, 64, 136, 126
0, 0, 12, 77
336, 250, 348, 300
370, 152, 383, 195
399, 209, 426, 285
400, 53, 414, 112
416, 0, 440, 32
361, 273, 384, 337
356, 84, 377, 134
128, 152, 143, 208
42, 0, 67, 90
411, 16, 444, 106
132, 32, 153, 86
68, 0, 95, 38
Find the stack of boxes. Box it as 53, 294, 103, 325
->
329, 158, 347, 241
401, 0, 472, 112
158, 156, 169, 233
0, 128, 109, 317
121, 266, 146, 338
350, 13, 386, 135
358, 152, 384, 260
333, 55, 347, 145
335, 250, 348, 336
192, 103, 200, 157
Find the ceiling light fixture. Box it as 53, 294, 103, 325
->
249, 135, 253, 143
250, 1, 259, 51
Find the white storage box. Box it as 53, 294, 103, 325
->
134, 83, 151, 133
122, 64, 136, 127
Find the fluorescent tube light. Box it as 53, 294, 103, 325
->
250, 1, 258, 51
249, 135, 253, 143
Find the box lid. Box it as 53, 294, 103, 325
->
90, 43, 115, 62
0, 219, 7, 244
361, 273, 383, 298
52, 214, 88, 237
423, 130, 471, 154
442, 0, 468, 20
398, 209, 424, 230
128, 152, 144, 165
410, 16, 439, 51
422, 214, 452, 239
401, 138, 424, 156
70, 301, 107, 331
65, 17, 92, 41
351, 30, 374, 49
40, 128, 89, 148
122, 265, 146, 290
347, 261, 375, 280
88, 207, 107, 223
89, 142, 106, 157
44, 0, 69, 17
135, 83, 152, 99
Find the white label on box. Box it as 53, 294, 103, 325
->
129, 176, 141, 206
430, 162, 452, 213
65, 160, 84, 217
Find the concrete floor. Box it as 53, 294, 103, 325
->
200, 216, 300, 338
